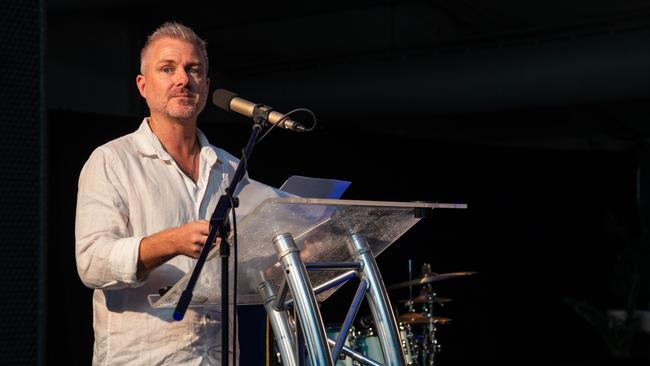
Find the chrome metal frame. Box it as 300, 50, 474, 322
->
264, 232, 406, 366
273, 233, 334, 365
259, 280, 298, 366
349, 234, 406, 365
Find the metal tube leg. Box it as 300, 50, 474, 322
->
349, 234, 406, 366
295, 309, 306, 366
259, 281, 298, 366
273, 233, 334, 366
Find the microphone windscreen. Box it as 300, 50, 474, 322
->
212, 89, 238, 111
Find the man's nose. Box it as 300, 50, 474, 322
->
175, 69, 190, 87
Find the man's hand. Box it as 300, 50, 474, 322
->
137, 220, 220, 278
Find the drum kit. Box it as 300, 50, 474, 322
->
317, 263, 476, 366
388, 263, 475, 366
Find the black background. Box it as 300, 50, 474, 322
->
35, 1, 650, 365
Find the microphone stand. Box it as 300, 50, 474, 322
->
174, 108, 270, 366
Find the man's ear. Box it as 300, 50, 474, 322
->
136, 74, 146, 98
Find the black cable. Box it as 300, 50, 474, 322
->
228, 144, 250, 365
230, 198, 238, 366
229, 148, 246, 366
258, 108, 318, 142
225, 109, 314, 363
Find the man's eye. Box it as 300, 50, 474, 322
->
161, 66, 173, 73
188, 68, 201, 75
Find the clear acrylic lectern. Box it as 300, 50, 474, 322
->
149, 197, 466, 366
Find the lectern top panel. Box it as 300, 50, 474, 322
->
150, 198, 465, 307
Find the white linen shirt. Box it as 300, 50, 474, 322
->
76, 118, 282, 365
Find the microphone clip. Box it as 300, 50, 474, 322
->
251, 104, 273, 126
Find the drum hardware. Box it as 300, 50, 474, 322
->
399, 323, 417, 365
385, 263, 476, 366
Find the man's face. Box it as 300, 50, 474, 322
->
136, 38, 209, 122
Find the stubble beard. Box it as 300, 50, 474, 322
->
168, 101, 197, 120
162, 96, 204, 121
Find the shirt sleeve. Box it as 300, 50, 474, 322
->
75, 147, 145, 290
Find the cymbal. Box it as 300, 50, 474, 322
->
397, 312, 452, 325
388, 271, 477, 290
397, 295, 452, 304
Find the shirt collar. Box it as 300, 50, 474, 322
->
133, 117, 220, 167
196, 126, 219, 167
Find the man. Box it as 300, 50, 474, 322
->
75, 22, 280, 365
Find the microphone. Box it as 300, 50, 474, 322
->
212, 89, 307, 132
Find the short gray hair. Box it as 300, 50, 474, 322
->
140, 21, 208, 74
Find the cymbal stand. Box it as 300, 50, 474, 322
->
421, 284, 441, 366
403, 259, 416, 365
407, 259, 414, 313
